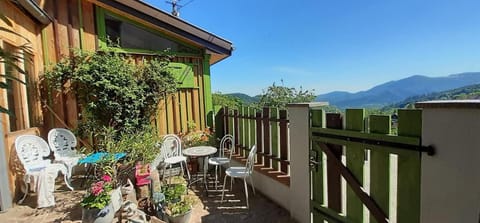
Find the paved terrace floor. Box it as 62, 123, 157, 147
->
0, 176, 297, 223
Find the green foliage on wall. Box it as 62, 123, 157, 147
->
43, 49, 177, 136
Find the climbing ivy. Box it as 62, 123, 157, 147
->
43, 50, 177, 136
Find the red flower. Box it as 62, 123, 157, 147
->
102, 175, 112, 182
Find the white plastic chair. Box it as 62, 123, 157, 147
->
15, 135, 72, 204
48, 128, 82, 187
208, 134, 234, 191
221, 145, 257, 208
160, 134, 190, 183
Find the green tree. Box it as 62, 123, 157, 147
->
256, 80, 315, 109
212, 92, 242, 109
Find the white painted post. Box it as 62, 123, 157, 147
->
416, 100, 480, 223
288, 102, 328, 223
0, 115, 12, 212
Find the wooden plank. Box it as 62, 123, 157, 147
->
186, 90, 192, 125
55, 0, 70, 57
310, 109, 325, 222
239, 107, 245, 157
65, 0, 80, 128
214, 107, 224, 140
279, 110, 288, 173
195, 61, 205, 130
68, 0, 81, 49
81, 1, 96, 51
178, 91, 187, 133
263, 107, 271, 168
396, 109, 421, 223
369, 115, 391, 223
270, 107, 279, 170
233, 109, 239, 155
319, 142, 388, 223
191, 88, 200, 131
345, 108, 365, 222
172, 93, 180, 133
249, 107, 256, 157
326, 113, 343, 213
156, 98, 167, 135
311, 127, 421, 146
255, 111, 263, 162
166, 94, 174, 133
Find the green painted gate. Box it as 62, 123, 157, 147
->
309, 109, 433, 223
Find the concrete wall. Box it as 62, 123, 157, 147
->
230, 159, 291, 211
287, 104, 314, 223
232, 102, 326, 223
417, 100, 480, 223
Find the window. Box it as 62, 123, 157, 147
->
3, 43, 24, 131
104, 14, 200, 54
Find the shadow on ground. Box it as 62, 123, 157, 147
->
189, 177, 297, 223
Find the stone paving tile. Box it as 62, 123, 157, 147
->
0, 176, 297, 223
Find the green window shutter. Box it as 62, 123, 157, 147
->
167, 62, 195, 88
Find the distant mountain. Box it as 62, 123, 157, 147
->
386, 83, 480, 109
226, 93, 260, 105
316, 72, 480, 108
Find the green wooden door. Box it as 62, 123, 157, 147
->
310, 109, 424, 223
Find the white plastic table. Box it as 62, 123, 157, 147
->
183, 146, 217, 192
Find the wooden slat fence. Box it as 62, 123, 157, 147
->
310, 108, 424, 223
215, 106, 290, 186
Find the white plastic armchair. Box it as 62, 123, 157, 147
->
208, 134, 234, 190
221, 145, 257, 208
160, 134, 190, 183
15, 135, 72, 204
48, 128, 82, 186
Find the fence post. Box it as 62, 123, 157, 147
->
279, 110, 288, 173
287, 103, 327, 223
326, 113, 343, 213
256, 111, 263, 164
263, 107, 271, 168
416, 101, 480, 223
234, 109, 239, 155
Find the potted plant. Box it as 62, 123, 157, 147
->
162, 184, 193, 223
81, 174, 118, 223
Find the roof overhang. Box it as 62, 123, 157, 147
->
92, 0, 233, 65
13, 0, 52, 25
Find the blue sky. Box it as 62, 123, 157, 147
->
145, 0, 480, 96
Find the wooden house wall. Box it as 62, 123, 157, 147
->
1, 0, 211, 200
0, 0, 46, 200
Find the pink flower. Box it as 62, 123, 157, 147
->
91, 181, 105, 196
102, 175, 112, 182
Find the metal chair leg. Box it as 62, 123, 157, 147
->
221, 175, 228, 203
243, 178, 249, 208
214, 165, 218, 191
249, 175, 255, 195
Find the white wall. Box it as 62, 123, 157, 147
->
287, 104, 313, 223
230, 159, 290, 211
418, 101, 480, 223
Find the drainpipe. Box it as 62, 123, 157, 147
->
0, 115, 11, 212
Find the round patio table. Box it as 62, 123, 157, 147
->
183, 146, 217, 192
